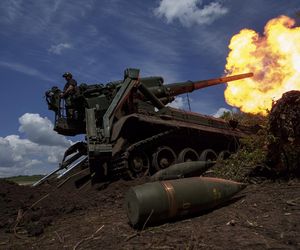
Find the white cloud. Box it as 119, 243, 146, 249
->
0, 60, 52, 81
167, 96, 186, 109
18, 113, 71, 147
0, 139, 15, 167
0, 135, 67, 177
48, 43, 72, 55
0, 0, 23, 23
164, 98, 236, 119
0, 113, 73, 177
0, 1, 95, 34
213, 107, 234, 118
154, 0, 228, 27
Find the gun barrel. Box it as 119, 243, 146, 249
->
165, 72, 253, 97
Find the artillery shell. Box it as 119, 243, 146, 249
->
125, 177, 246, 227
150, 161, 215, 181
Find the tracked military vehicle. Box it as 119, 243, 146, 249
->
35, 69, 254, 186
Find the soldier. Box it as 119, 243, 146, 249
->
60, 72, 78, 118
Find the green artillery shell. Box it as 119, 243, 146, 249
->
150, 161, 215, 181
125, 177, 246, 227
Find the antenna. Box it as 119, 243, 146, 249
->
186, 93, 191, 111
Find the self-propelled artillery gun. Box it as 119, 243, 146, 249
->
35, 69, 254, 187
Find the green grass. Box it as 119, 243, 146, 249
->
1, 175, 45, 185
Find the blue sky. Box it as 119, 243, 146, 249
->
0, 0, 299, 177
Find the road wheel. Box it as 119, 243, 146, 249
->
199, 149, 217, 162
178, 147, 199, 163
152, 146, 177, 171
128, 151, 150, 178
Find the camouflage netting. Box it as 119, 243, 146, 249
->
211, 91, 300, 181
269, 90, 300, 143
267, 90, 300, 176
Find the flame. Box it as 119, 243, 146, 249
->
225, 15, 300, 115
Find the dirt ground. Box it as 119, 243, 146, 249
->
0, 176, 299, 250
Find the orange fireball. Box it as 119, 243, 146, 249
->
225, 15, 300, 115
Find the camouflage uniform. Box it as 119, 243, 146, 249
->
62, 77, 77, 118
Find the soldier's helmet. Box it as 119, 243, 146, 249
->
62, 72, 72, 78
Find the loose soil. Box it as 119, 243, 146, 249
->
0, 177, 299, 250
